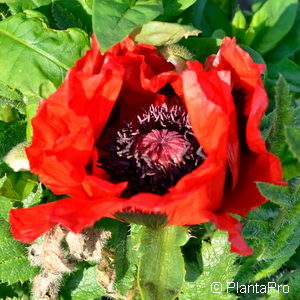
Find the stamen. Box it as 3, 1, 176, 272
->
98, 104, 206, 197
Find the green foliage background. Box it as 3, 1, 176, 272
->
0, 0, 299, 299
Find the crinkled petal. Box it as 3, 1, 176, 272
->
10, 202, 57, 243
206, 37, 284, 216
209, 212, 253, 256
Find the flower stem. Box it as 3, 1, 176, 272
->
137, 225, 189, 300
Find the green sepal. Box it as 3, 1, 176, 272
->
137, 225, 189, 300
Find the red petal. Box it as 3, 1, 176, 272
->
207, 37, 284, 216
10, 203, 57, 243
209, 212, 253, 256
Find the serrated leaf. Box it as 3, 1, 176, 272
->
114, 224, 143, 295
0, 257, 38, 284
285, 126, 300, 162
60, 266, 105, 300
237, 183, 300, 283
295, 106, 300, 128
0, 12, 89, 98
22, 184, 43, 208
0, 238, 27, 262
0, 120, 26, 159
133, 21, 200, 46
0, 175, 20, 200
0, 218, 38, 284
261, 111, 274, 140
0, 196, 13, 220
0, 81, 25, 114
283, 271, 300, 299
92, 0, 163, 52
181, 231, 238, 299
268, 76, 294, 158
257, 183, 292, 208
243, 0, 298, 54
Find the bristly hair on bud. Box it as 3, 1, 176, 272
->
159, 44, 193, 61
29, 226, 112, 300
159, 44, 193, 73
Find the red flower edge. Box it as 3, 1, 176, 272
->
9, 36, 284, 256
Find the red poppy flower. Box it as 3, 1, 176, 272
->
10, 36, 283, 255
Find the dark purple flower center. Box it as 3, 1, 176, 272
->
98, 104, 206, 197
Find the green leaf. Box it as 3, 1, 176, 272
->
266, 8, 300, 62
0, 120, 26, 159
237, 183, 300, 283
0, 3, 10, 21
162, 0, 197, 17
1, 0, 52, 14
261, 111, 274, 140
0, 173, 20, 200
24, 96, 40, 141
0, 171, 38, 202
22, 184, 43, 208
266, 75, 300, 180
295, 106, 300, 128
133, 21, 200, 46
0, 12, 89, 98
95, 219, 138, 296
211, 0, 236, 16
0, 174, 6, 188
52, 0, 92, 33
268, 76, 294, 158
179, 37, 222, 63
211, 28, 226, 39
243, 0, 298, 54
285, 127, 300, 162
231, 6, 247, 40
60, 266, 105, 300
0, 218, 38, 284
114, 224, 142, 295
252, 0, 266, 13
268, 58, 300, 93
0, 81, 25, 114
138, 226, 189, 300
190, 0, 232, 36
92, 0, 163, 52
181, 231, 238, 300
0, 196, 13, 220
283, 271, 300, 299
